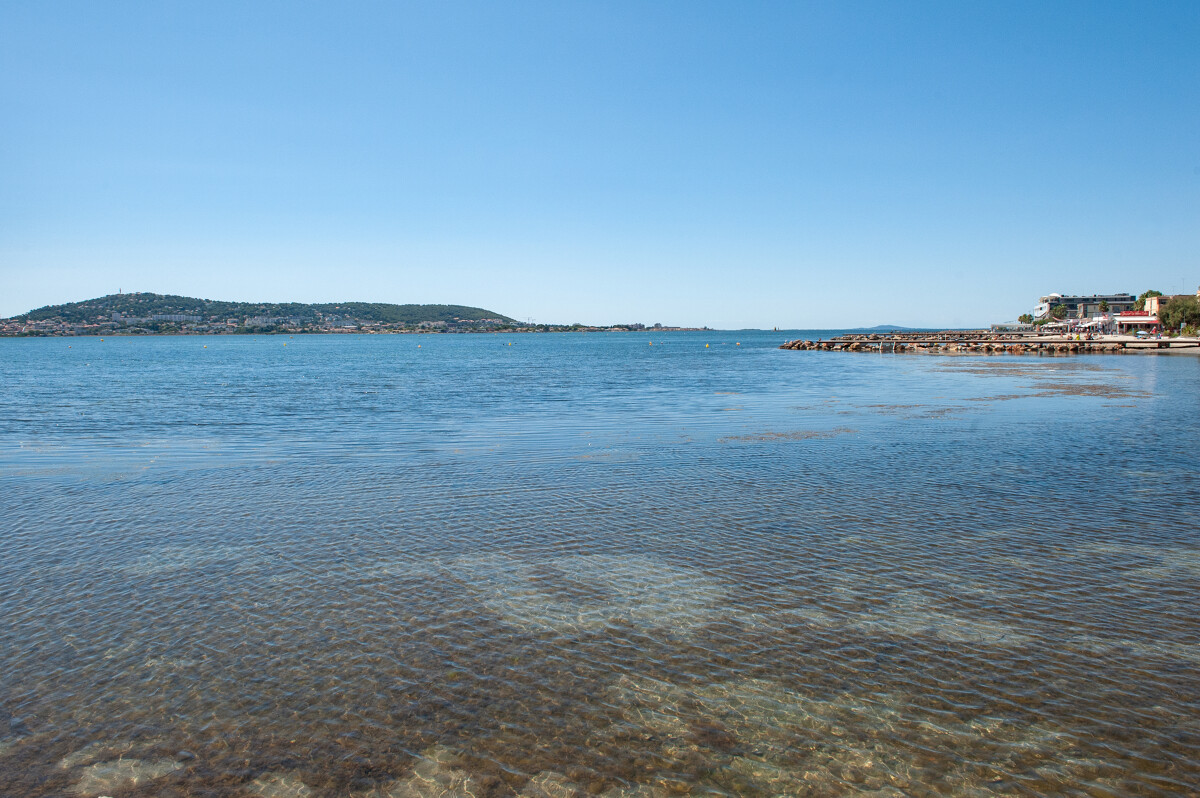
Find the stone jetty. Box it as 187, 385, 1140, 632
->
780, 331, 1200, 355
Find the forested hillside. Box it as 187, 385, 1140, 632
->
12, 293, 514, 325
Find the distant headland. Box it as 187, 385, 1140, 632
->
0, 293, 705, 336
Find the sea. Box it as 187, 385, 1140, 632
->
1, 331, 1197, 797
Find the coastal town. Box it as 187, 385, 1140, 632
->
0, 315, 701, 337
782, 287, 1200, 354
0, 313, 513, 337
1007, 288, 1200, 336
4, 288, 1197, 344
0, 293, 705, 337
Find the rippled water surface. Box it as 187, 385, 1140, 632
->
2, 332, 1198, 797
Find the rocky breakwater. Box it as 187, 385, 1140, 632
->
780, 335, 1127, 356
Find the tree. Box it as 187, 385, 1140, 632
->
1018, 313, 1033, 324
1051, 304, 1068, 320
1135, 290, 1163, 311
1099, 300, 1109, 313
1156, 296, 1200, 330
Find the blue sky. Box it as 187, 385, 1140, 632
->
2, 1, 1197, 328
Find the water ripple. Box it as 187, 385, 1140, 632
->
0, 333, 1197, 796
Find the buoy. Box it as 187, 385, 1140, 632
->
705, 343, 709, 348
100, 338, 104, 342
649, 342, 652, 346
736, 342, 740, 346
417, 344, 421, 348
203, 345, 207, 348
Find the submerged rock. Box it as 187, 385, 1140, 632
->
605, 671, 1099, 795
72, 757, 183, 797
58, 741, 130, 771
446, 553, 727, 635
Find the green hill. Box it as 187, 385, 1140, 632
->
12, 293, 515, 325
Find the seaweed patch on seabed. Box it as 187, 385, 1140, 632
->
788, 399, 843, 412
857, 403, 926, 414
718, 427, 855, 443
441, 553, 728, 635
846, 403, 966, 420
919, 406, 964, 418
935, 360, 1150, 400
936, 360, 1111, 377
603, 674, 1099, 797
1026, 382, 1151, 399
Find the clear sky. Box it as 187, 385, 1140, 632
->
2, 1, 1197, 328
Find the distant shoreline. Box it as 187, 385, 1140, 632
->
0, 327, 713, 339
1, 292, 718, 337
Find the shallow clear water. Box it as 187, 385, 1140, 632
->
1, 332, 1197, 797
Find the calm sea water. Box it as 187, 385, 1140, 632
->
1, 331, 1198, 797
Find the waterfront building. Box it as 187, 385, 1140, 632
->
1143, 293, 1198, 316
1114, 311, 1160, 334
1033, 293, 1135, 320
